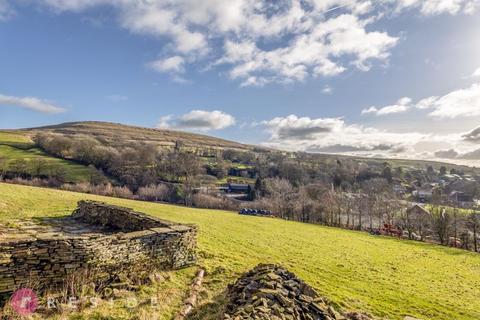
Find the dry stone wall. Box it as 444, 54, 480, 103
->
0, 201, 197, 294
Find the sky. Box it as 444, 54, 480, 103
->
1, 0, 480, 163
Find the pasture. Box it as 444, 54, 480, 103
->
0, 183, 479, 320
0, 131, 102, 183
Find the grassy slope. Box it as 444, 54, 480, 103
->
1, 183, 479, 320
25, 121, 252, 151
0, 131, 103, 183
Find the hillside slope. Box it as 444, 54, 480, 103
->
1, 183, 479, 320
24, 121, 255, 152
19, 121, 480, 174
0, 131, 105, 183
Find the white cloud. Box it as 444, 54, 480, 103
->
157, 110, 235, 131
148, 56, 185, 74
261, 114, 427, 156
396, 0, 479, 15
0, 0, 14, 21
361, 106, 379, 114
427, 83, 480, 118
17, 1, 479, 86
30, 0, 401, 86
472, 67, 480, 78
415, 96, 438, 109
259, 114, 480, 161
362, 97, 411, 116
0, 93, 65, 113
218, 13, 398, 85
362, 80, 480, 119
262, 115, 344, 140
322, 85, 333, 94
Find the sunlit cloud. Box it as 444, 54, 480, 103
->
158, 110, 235, 131
0, 93, 65, 113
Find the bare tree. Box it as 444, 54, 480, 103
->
137, 184, 170, 202
264, 178, 295, 219
362, 178, 389, 230
296, 186, 314, 223
356, 194, 369, 231
398, 207, 415, 239
431, 206, 451, 245
467, 208, 480, 252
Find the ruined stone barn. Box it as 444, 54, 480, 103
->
0, 201, 197, 294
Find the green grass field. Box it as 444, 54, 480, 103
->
1, 183, 480, 320
0, 130, 34, 149
0, 131, 103, 183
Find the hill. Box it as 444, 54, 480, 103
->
23, 121, 255, 153
19, 121, 480, 174
1, 182, 479, 320
0, 130, 106, 183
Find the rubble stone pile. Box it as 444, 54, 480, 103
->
223, 264, 372, 320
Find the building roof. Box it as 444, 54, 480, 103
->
407, 204, 431, 215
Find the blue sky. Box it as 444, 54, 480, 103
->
1, 0, 480, 161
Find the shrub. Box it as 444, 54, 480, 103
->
192, 193, 238, 211
137, 184, 171, 202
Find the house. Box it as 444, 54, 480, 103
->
228, 183, 251, 194
412, 188, 433, 202
449, 191, 474, 207
412, 184, 442, 203
393, 184, 407, 195
407, 204, 431, 217
405, 204, 432, 240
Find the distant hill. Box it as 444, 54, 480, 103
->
3, 121, 479, 180
22, 121, 257, 153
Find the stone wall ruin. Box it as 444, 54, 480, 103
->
0, 200, 197, 294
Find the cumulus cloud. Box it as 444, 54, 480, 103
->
20, 0, 417, 86
218, 13, 398, 85
434, 149, 459, 159
396, 0, 479, 15
148, 56, 185, 74
259, 114, 480, 161
473, 67, 480, 78
8, 1, 477, 86
459, 148, 480, 160
426, 83, 480, 118
415, 96, 438, 109
157, 110, 235, 131
262, 115, 343, 140
363, 81, 480, 119
0, 93, 65, 113
0, 0, 14, 21
261, 114, 427, 156
362, 97, 411, 116
322, 85, 333, 94
462, 126, 480, 142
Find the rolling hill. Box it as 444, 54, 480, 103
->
23, 121, 255, 152
0, 130, 105, 183
0, 182, 479, 320
18, 121, 480, 173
